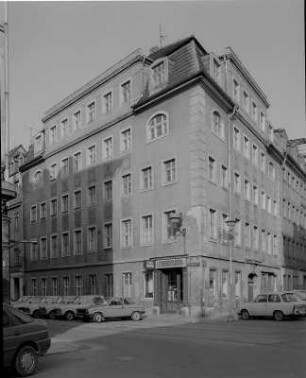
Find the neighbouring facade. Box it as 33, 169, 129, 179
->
9, 36, 306, 317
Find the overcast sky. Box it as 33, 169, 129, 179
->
1, 0, 305, 149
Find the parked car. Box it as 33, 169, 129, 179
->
288, 290, 306, 302
39, 296, 66, 320
16, 297, 48, 318
11, 296, 33, 309
55, 295, 105, 320
79, 297, 146, 322
3, 303, 51, 377
238, 292, 306, 321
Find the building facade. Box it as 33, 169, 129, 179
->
13, 36, 306, 317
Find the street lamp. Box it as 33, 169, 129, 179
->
225, 218, 238, 321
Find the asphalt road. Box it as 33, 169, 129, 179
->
5, 316, 306, 378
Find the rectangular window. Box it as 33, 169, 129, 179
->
243, 135, 250, 159
14, 212, 19, 231
61, 118, 69, 138
234, 172, 241, 194
74, 230, 82, 255
50, 235, 58, 258
62, 194, 69, 213
63, 276, 70, 296
273, 235, 278, 255
50, 198, 57, 217
267, 196, 272, 213
141, 166, 153, 190
89, 274, 97, 295
87, 145, 96, 166
267, 233, 272, 255
221, 165, 228, 188
31, 278, 38, 296
233, 127, 241, 151
260, 151, 266, 172
40, 202, 47, 219
141, 215, 153, 245
30, 240, 38, 261
75, 276, 83, 296
103, 137, 113, 159
122, 173, 132, 195
252, 226, 259, 250
104, 273, 113, 298
253, 183, 258, 205
244, 223, 250, 248
104, 223, 113, 248
163, 158, 176, 184
30, 205, 37, 223
120, 128, 131, 152
209, 208, 217, 240
50, 163, 58, 180
49, 125, 57, 145
61, 158, 69, 176
88, 186, 96, 205
209, 270, 217, 304
261, 230, 266, 252
40, 237, 47, 260
234, 219, 242, 245
88, 226, 97, 253
121, 219, 132, 247
122, 272, 133, 298
74, 190, 82, 208
268, 162, 275, 181
51, 278, 58, 296
73, 152, 82, 172
103, 92, 112, 114
243, 91, 249, 112
164, 210, 176, 241
87, 101, 95, 123
121, 80, 131, 104
273, 200, 278, 216
62, 232, 70, 257
41, 278, 47, 296
260, 111, 266, 131
261, 189, 266, 210
104, 180, 112, 201
73, 110, 81, 130
222, 271, 229, 298
145, 270, 154, 298
252, 102, 258, 122
252, 144, 258, 166
152, 61, 166, 87
235, 272, 242, 298
244, 178, 251, 200
233, 79, 240, 102
208, 156, 217, 183
221, 213, 229, 239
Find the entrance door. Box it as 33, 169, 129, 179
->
164, 269, 183, 313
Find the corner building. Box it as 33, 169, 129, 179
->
20, 36, 306, 317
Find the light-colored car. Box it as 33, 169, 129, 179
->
55, 295, 105, 321
238, 292, 306, 321
288, 290, 306, 302
16, 297, 48, 318
3, 303, 51, 377
11, 296, 33, 309
79, 297, 146, 322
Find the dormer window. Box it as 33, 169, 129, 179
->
34, 134, 43, 154
147, 112, 168, 142
151, 59, 167, 88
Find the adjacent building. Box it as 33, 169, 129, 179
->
9, 36, 306, 317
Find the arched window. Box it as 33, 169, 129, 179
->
33, 170, 43, 189
147, 113, 168, 142
211, 110, 224, 138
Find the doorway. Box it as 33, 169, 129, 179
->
248, 273, 257, 301
161, 268, 183, 313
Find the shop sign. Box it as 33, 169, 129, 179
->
156, 258, 187, 269
144, 260, 155, 269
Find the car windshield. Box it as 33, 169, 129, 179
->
281, 293, 299, 302
123, 298, 135, 305
93, 297, 105, 305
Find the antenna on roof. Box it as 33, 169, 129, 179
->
159, 24, 167, 48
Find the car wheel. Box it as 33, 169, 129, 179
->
32, 310, 40, 318
49, 311, 57, 320
241, 310, 250, 320
273, 310, 284, 321
131, 311, 142, 321
65, 311, 75, 321
93, 312, 104, 323
14, 345, 38, 377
